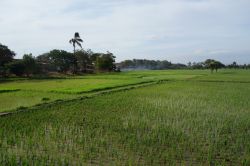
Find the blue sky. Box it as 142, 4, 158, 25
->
0, 0, 250, 64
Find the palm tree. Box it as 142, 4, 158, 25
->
69, 32, 83, 54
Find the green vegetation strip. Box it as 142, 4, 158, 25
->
1, 69, 250, 113
0, 81, 158, 115
0, 78, 156, 113
0, 81, 249, 165
0, 89, 20, 93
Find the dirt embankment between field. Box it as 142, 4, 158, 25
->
0, 112, 10, 116
0, 80, 163, 117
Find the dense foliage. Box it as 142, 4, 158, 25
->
0, 43, 15, 66
1, 40, 250, 77
118, 59, 186, 70
203, 59, 225, 73
95, 52, 116, 71
0, 43, 117, 77
0, 43, 15, 76
119, 59, 250, 71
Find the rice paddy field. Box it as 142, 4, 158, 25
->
0, 69, 250, 165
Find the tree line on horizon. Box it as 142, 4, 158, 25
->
118, 59, 250, 72
0, 45, 117, 77
0, 33, 117, 77
0, 47, 117, 77
1, 32, 250, 77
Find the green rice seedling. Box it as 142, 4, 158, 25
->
0, 74, 249, 165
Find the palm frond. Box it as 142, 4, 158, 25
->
75, 32, 80, 38
70, 33, 83, 52
76, 41, 82, 48
69, 39, 74, 44
76, 38, 83, 42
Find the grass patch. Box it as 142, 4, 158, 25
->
0, 80, 249, 164
0, 91, 78, 113
0, 69, 249, 112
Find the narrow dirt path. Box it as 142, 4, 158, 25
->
0, 112, 11, 116
0, 81, 161, 117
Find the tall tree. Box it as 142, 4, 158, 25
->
22, 54, 37, 77
0, 43, 15, 76
95, 51, 116, 72
204, 59, 224, 73
6, 60, 25, 76
0, 43, 15, 66
232, 61, 238, 69
75, 50, 93, 73
47, 50, 75, 73
69, 32, 83, 54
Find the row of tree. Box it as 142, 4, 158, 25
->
37, 49, 116, 73
0, 43, 117, 77
119, 59, 250, 73
188, 60, 250, 71
1, 29, 250, 77
118, 59, 186, 70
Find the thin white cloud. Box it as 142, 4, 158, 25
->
0, 0, 250, 64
